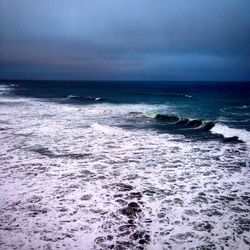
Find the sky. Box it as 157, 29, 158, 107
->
0, 0, 250, 81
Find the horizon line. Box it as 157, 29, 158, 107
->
1, 79, 250, 83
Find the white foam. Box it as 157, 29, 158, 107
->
66, 94, 77, 99
143, 111, 157, 118
211, 123, 250, 145
90, 122, 123, 134
0, 84, 12, 95
1, 96, 250, 249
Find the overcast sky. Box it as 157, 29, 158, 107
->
0, 0, 250, 81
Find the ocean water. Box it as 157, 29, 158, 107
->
0, 81, 249, 249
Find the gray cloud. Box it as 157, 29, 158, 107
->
1, 0, 250, 80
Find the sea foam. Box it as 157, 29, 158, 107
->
211, 123, 250, 145
0, 84, 249, 250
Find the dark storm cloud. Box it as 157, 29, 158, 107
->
0, 0, 250, 80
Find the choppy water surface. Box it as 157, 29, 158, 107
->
0, 83, 250, 249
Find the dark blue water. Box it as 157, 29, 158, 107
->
2, 81, 250, 142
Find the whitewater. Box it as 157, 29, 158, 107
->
0, 83, 249, 249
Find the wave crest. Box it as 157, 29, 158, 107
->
65, 95, 107, 103
211, 124, 250, 145
129, 111, 250, 144
154, 113, 215, 131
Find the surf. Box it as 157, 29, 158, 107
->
129, 111, 249, 144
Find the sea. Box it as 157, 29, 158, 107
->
0, 81, 249, 249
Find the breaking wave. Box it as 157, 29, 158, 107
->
64, 95, 114, 104
154, 114, 216, 131
0, 84, 13, 96
211, 124, 250, 145
130, 111, 250, 144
